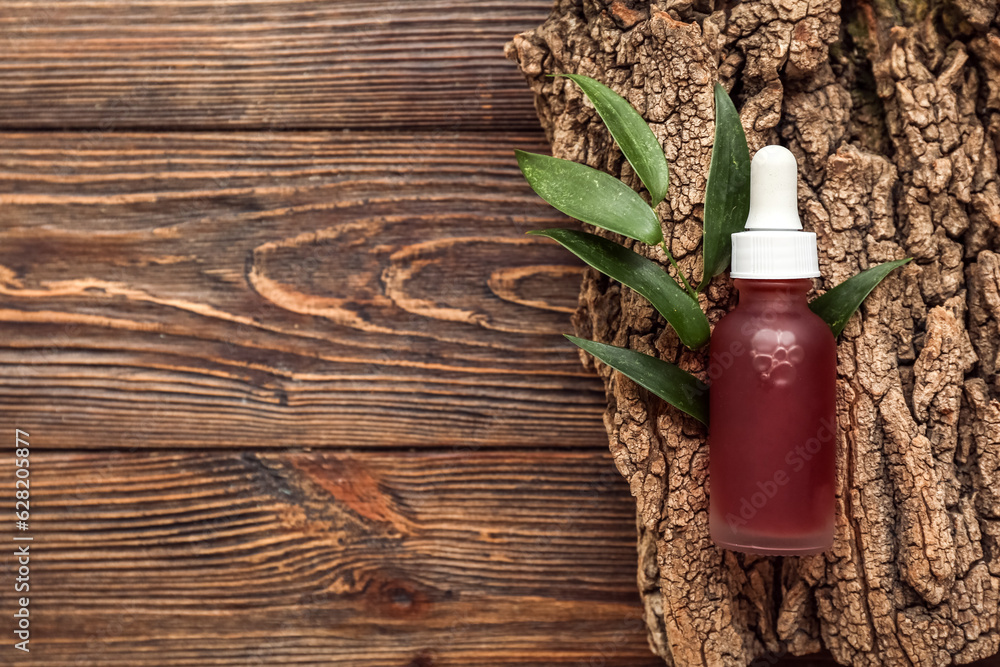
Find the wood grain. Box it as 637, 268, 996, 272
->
0, 131, 608, 449
4, 449, 661, 666
0, 3, 868, 665
0, 1, 550, 131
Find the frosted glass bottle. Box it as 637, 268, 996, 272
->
708, 146, 838, 555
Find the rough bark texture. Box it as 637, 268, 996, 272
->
506, 0, 1000, 665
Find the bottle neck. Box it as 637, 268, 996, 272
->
734, 278, 812, 313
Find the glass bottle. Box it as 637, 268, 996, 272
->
709, 146, 837, 555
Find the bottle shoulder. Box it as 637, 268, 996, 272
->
710, 301, 837, 393
712, 302, 834, 352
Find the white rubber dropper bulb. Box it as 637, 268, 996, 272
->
729, 145, 820, 280
744, 145, 802, 231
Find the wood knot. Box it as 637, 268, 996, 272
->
384, 236, 579, 334
369, 577, 429, 619
405, 650, 436, 667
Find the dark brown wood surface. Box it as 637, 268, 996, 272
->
0, 1, 548, 130
0, 2, 853, 665
21, 450, 660, 666
0, 131, 606, 451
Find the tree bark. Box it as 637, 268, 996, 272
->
506, 1, 1000, 665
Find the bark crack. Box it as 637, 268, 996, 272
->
506, 0, 1000, 663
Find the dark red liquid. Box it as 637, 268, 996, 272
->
708, 279, 837, 554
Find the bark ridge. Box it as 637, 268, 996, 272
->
506, 0, 1000, 664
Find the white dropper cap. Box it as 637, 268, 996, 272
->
730, 145, 820, 280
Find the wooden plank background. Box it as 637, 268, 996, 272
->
0, 1, 947, 665
0, 1, 543, 130
0, 131, 606, 451
25, 450, 656, 665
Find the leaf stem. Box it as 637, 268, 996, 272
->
660, 241, 698, 301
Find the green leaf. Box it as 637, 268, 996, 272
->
809, 258, 912, 337
566, 335, 708, 424
531, 228, 710, 350
557, 74, 670, 206
515, 150, 663, 246
699, 83, 751, 291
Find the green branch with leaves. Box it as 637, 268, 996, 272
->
516, 74, 911, 424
